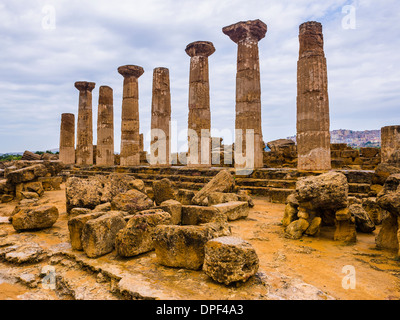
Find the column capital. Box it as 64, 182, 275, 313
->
222, 19, 267, 43
185, 41, 216, 58
74, 81, 96, 92
118, 65, 144, 78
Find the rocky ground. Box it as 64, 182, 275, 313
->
0, 184, 399, 300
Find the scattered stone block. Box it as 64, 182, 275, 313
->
115, 210, 171, 257
11, 205, 59, 231
349, 204, 375, 233
282, 203, 298, 227
362, 197, 387, 225
181, 205, 219, 225
212, 201, 249, 221
152, 178, 176, 206
129, 179, 145, 193
285, 218, 309, 240
207, 192, 238, 205
65, 173, 137, 213
153, 224, 219, 270
176, 189, 196, 205
191, 170, 235, 206
93, 202, 112, 212
159, 199, 182, 225
38, 176, 62, 191
305, 217, 322, 236
81, 211, 126, 258
203, 236, 259, 285
111, 189, 154, 214
5, 164, 47, 184
68, 212, 105, 250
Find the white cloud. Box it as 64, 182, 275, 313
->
0, 0, 399, 153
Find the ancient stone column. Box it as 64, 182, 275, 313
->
296, 21, 331, 171
118, 65, 144, 166
59, 113, 75, 164
75, 81, 95, 165
150, 67, 171, 166
223, 20, 267, 170
381, 125, 400, 165
185, 41, 215, 167
96, 86, 114, 166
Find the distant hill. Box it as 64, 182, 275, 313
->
287, 129, 381, 148
0, 148, 59, 157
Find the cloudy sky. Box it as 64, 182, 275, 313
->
0, 0, 399, 154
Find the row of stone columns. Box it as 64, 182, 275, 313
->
59, 19, 399, 170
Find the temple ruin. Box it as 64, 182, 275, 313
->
0, 19, 398, 301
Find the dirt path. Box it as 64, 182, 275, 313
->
0, 186, 399, 300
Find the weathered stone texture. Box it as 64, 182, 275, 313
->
186, 41, 215, 167
203, 236, 259, 285
223, 20, 267, 169
118, 65, 144, 166
12, 205, 59, 231
115, 210, 171, 257
75, 81, 95, 165
59, 113, 75, 164
296, 21, 331, 171
96, 86, 114, 166
381, 126, 400, 166
150, 67, 171, 166
81, 211, 126, 258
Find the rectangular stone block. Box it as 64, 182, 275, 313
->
153, 224, 216, 270
181, 205, 219, 225
81, 211, 126, 258
212, 201, 249, 221
67, 212, 105, 250
115, 210, 171, 257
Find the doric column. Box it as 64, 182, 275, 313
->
185, 41, 215, 167
75, 81, 95, 165
296, 21, 331, 171
59, 113, 75, 164
223, 19, 267, 169
150, 67, 171, 166
118, 65, 144, 166
96, 86, 114, 166
381, 125, 400, 164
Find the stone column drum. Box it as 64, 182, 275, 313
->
59, 113, 75, 164
381, 125, 400, 164
223, 20, 267, 169
296, 21, 331, 171
185, 41, 215, 167
151, 67, 171, 166
96, 86, 114, 166
118, 65, 144, 166
75, 81, 95, 165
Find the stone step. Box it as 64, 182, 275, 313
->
234, 178, 296, 189
238, 186, 294, 203
61, 166, 376, 203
